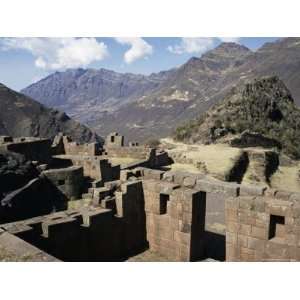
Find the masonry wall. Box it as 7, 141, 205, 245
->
65, 156, 120, 181
0, 177, 70, 224
42, 166, 84, 201
0, 138, 52, 163
226, 192, 300, 261
105, 133, 124, 148
1, 180, 148, 261
64, 141, 102, 156
105, 146, 150, 160
142, 177, 206, 261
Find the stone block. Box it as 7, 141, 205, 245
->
226, 243, 238, 261
222, 182, 240, 197
237, 234, 248, 248
174, 231, 191, 246
178, 244, 190, 261
247, 237, 265, 251
182, 212, 193, 225
289, 193, 300, 202
183, 176, 196, 188
227, 221, 239, 233
240, 184, 267, 196
251, 226, 268, 240
239, 224, 251, 236
226, 232, 237, 245
274, 190, 292, 201
240, 247, 255, 261
238, 196, 255, 210
226, 208, 238, 222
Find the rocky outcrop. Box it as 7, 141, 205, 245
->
175, 77, 300, 158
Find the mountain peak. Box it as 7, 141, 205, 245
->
202, 42, 251, 60
216, 42, 250, 51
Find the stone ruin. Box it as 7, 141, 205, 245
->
1, 132, 300, 261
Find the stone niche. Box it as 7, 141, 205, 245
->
225, 193, 300, 261
42, 166, 84, 201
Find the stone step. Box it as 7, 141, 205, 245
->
82, 193, 93, 200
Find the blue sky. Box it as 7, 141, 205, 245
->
0, 37, 279, 91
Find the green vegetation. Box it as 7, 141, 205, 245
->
174, 77, 300, 159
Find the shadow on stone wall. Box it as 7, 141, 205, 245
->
203, 230, 225, 261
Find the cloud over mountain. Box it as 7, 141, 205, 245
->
167, 37, 215, 54
167, 37, 241, 55
1, 38, 108, 70
115, 37, 153, 64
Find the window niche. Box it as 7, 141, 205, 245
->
268, 214, 285, 240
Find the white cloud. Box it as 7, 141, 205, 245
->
167, 38, 215, 55
115, 37, 153, 64
218, 37, 241, 43
1, 38, 108, 70
167, 37, 242, 55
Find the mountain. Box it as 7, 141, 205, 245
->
22, 68, 174, 123
174, 76, 300, 158
0, 83, 100, 143
22, 38, 300, 142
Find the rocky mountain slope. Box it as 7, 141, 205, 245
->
174, 76, 300, 158
22, 38, 300, 142
22, 68, 173, 122
0, 83, 100, 143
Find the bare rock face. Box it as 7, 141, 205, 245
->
0, 83, 102, 144
174, 76, 300, 158
21, 68, 173, 123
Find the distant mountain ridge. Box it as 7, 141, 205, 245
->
22, 38, 300, 141
0, 83, 100, 143
22, 67, 174, 122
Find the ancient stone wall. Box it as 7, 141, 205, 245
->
225, 191, 300, 261
42, 166, 84, 201
0, 176, 69, 224
58, 156, 120, 181
1, 180, 148, 261
105, 146, 150, 160
115, 180, 147, 255
105, 132, 124, 148
142, 173, 206, 261
64, 140, 102, 156
0, 137, 52, 163
51, 134, 103, 156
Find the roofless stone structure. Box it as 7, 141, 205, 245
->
0, 133, 300, 261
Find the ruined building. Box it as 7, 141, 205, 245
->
0, 132, 300, 262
